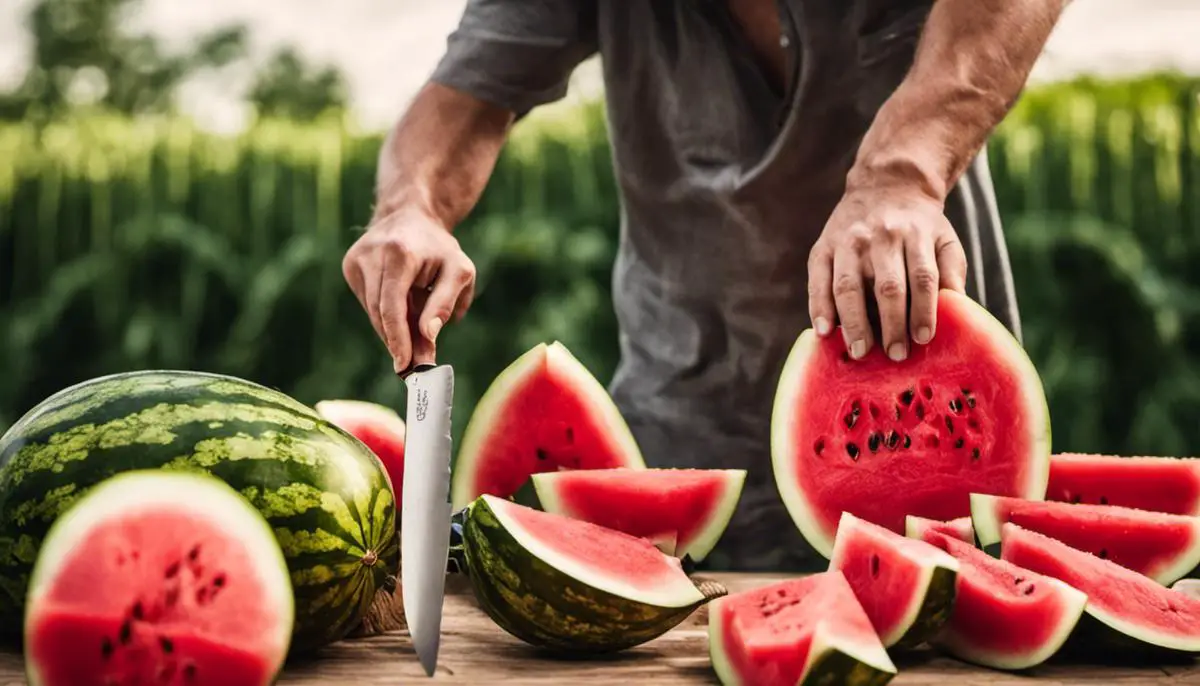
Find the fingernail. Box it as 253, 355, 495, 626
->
850, 339, 866, 360
888, 343, 907, 362
916, 327, 932, 345
427, 317, 444, 343
814, 317, 830, 336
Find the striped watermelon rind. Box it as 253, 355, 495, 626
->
0, 370, 397, 652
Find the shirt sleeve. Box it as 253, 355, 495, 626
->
430, 0, 599, 117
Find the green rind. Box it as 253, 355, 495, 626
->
24, 470, 295, 686
890, 565, 958, 650
771, 289, 1052, 559
450, 342, 646, 510
969, 493, 1004, 549
0, 370, 397, 652
461, 495, 723, 653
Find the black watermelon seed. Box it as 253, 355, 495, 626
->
868, 433, 882, 452
846, 443, 860, 461
900, 389, 915, 406
1100, 496, 1108, 505
101, 638, 114, 659
814, 439, 825, 456
535, 448, 549, 461
954, 438, 965, 449
945, 416, 955, 434
903, 434, 912, 449
966, 396, 977, 409
1023, 584, 1036, 596
118, 621, 132, 645
160, 637, 174, 653
886, 432, 900, 449
971, 447, 981, 461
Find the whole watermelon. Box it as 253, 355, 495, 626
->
0, 370, 398, 652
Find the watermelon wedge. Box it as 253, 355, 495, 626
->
709, 573, 896, 686
459, 494, 724, 653
24, 471, 293, 686
1046, 453, 1200, 516
314, 399, 405, 506
828, 512, 958, 648
971, 493, 1200, 585
910, 523, 1087, 670
1001, 523, 1200, 656
771, 289, 1051, 558
529, 468, 745, 563
904, 515, 974, 544
451, 342, 645, 509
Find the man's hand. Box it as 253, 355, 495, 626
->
343, 207, 476, 374
807, 183, 967, 362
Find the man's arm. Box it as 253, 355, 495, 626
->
848, 0, 1071, 200
808, 0, 1069, 363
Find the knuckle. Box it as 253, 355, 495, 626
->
910, 266, 939, 293
875, 276, 905, 300
456, 257, 477, 284
833, 273, 862, 298
845, 226, 872, 252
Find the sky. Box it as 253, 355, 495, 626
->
2, 0, 1199, 132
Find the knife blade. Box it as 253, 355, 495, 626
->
401, 363, 455, 677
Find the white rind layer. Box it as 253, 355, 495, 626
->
830, 511, 960, 647
25, 470, 294, 686
483, 495, 701, 608
771, 289, 1052, 559
314, 399, 406, 438
451, 342, 645, 509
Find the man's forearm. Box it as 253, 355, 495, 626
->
373, 82, 515, 228
847, 0, 1070, 201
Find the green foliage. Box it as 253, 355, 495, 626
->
1, 75, 1199, 458
248, 48, 349, 121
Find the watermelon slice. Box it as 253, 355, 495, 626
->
459, 494, 724, 653
910, 523, 1087, 670
904, 515, 974, 544
971, 493, 1200, 585
1001, 523, 1200, 656
1047, 453, 1200, 516
529, 467, 746, 563
828, 511, 958, 648
771, 289, 1051, 558
451, 342, 646, 509
708, 572, 896, 686
24, 471, 293, 686
314, 399, 405, 503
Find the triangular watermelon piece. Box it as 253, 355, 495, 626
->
529, 468, 745, 563
971, 493, 1200, 585
1001, 523, 1200, 656
1047, 453, 1200, 516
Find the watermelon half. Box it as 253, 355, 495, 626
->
771, 289, 1051, 558
910, 525, 1087, 671
1047, 453, 1200, 516
971, 493, 1200, 585
529, 468, 746, 563
24, 471, 293, 686
708, 572, 896, 686
451, 342, 645, 509
904, 515, 974, 545
1001, 523, 1200, 656
459, 494, 724, 654
828, 511, 958, 648
314, 399, 405, 509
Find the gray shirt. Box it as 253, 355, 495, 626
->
432, 0, 1021, 571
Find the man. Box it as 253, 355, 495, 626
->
342, 0, 1069, 570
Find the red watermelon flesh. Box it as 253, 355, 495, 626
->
708, 573, 896, 686
904, 515, 974, 544
828, 512, 958, 648
971, 493, 1200, 585
529, 468, 745, 562
25, 472, 292, 686
451, 342, 645, 509
772, 289, 1051, 558
1047, 453, 1200, 516
315, 399, 405, 505
915, 527, 1087, 670
1001, 523, 1200, 654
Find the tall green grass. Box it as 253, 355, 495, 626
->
2, 74, 1199, 455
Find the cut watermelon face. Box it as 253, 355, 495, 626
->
1000, 523, 1200, 655
451, 342, 645, 509
904, 515, 974, 545
1046, 453, 1200, 516
460, 494, 724, 653
529, 467, 746, 563
912, 526, 1087, 671
314, 399, 405, 504
772, 289, 1051, 558
24, 471, 293, 686
828, 512, 958, 648
971, 493, 1200, 585
708, 572, 896, 686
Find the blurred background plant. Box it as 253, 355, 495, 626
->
1, 0, 1199, 458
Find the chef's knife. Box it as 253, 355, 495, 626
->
401, 363, 455, 677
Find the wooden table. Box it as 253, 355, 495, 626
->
1, 574, 1196, 685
